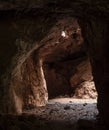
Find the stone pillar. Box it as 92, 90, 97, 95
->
0, 50, 48, 114
22, 53, 48, 109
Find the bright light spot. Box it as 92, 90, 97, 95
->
61, 31, 66, 37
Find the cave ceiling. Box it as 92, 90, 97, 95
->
0, 0, 109, 19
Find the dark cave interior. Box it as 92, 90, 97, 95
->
0, 0, 109, 130
0, 17, 97, 130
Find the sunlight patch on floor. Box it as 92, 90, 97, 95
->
49, 98, 97, 104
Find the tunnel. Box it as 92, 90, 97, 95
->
0, 1, 109, 130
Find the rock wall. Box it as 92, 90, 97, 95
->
79, 18, 109, 128
0, 1, 109, 129
44, 57, 97, 99
21, 53, 48, 109
71, 59, 97, 99
0, 16, 56, 114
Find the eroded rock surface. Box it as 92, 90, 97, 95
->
71, 59, 97, 99
0, 2, 109, 129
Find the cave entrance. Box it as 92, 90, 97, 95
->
22, 17, 98, 121
31, 17, 98, 121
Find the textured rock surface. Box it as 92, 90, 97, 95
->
73, 81, 97, 99
0, 1, 109, 129
70, 59, 97, 99
21, 54, 48, 109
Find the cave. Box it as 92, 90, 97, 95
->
0, 0, 109, 130
40, 17, 97, 100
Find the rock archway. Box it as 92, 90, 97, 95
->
0, 16, 97, 114
20, 17, 96, 109
8, 17, 97, 113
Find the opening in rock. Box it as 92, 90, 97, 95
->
40, 17, 97, 99
0, 9, 101, 129
21, 17, 98, 125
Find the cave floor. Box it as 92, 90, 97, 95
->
0, 98, 98, 130
24, 98, 98, 122
22, 98, 98, 130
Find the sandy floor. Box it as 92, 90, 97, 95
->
24, 98, 98, 122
